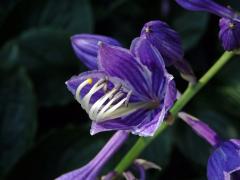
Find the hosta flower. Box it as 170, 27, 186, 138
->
179, 112, 240, 180
71, 21, 195, 83
56, 130, 129, 180
71, 34, 121, 69
176, 0, 240, 51
66, 38, 176, 136
140, 20, 195, 83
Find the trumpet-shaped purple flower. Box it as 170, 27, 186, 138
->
140, 20, 195, 83
178, 112, 240, 180
176, 0, 240, 51
56, 130, 129, 180
66, 38, 176, 136
71, 34, 121, 69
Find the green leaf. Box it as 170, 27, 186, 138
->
173, 11, 209, 51
141, 128, 173, 168
0, 68, 37, 178
7, 127, 110, 180
1, 28, 83, 107
0, 0, 22, 27
25, 0, 93, 34
215, 57, 240, 117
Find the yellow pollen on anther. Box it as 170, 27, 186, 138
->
87, 78, 93, 84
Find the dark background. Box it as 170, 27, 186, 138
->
0, 0, 239, 179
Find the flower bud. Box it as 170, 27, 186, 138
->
141, 20, 184, 66
175, 0, 240, 22
140, 20, 196, 83
219, 17, 240, 51
71, 34, 121, 70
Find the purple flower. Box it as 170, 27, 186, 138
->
66, 38, 176, 136
56, 130, 129, 180
175, 0, 240, 51
208, 139, 240, 180
178, 112, 240, 180
219, 18, 240, 51
140, 20, 195, 83
71, 34, 121, 69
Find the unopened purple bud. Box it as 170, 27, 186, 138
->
219, 18, 240, 51
71, 34, 121, 70
140, 20, 195, 83
141, 20, 184, 66
175, 0, 240, 22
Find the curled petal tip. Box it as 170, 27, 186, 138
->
135, 159, 162, 171
178, 112, 221, 147
180, 73, 197, 85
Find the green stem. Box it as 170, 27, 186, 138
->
115, 51, 234, 173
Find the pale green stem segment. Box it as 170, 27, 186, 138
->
115, 51, 234, 173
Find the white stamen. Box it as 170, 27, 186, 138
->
75, 77, 157, 122
75, 78, 93, 104
88, 87, 119, 120
97, 92, 124, 119
82, 80, 105, 111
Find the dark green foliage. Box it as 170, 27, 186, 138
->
0, 0, 239, 180
0, 68, 37, 178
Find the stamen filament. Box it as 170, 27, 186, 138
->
75, 77, 157, 123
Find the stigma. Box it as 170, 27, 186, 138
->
75, 77, 156, 122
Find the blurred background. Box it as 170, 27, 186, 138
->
0, 0, 239, 179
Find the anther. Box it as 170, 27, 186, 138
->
98, 41, 103, 46
229, 23, 235, 29
124, 90, 132, 107
145, 27, 151, 33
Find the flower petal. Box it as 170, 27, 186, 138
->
71, 34, 121, 69
66, 70, 110, 104
56, 131, 129, 180
175, 0, 239, 22
98, 43, 150, 99
207, 139, 240, 180
130, 37, 177, 101
178, 112, 221, 147
164, 78, 177, 111
130, 37, 165, 71
90, 109, 150, 135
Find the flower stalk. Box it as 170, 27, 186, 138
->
114, 51, 234, 173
